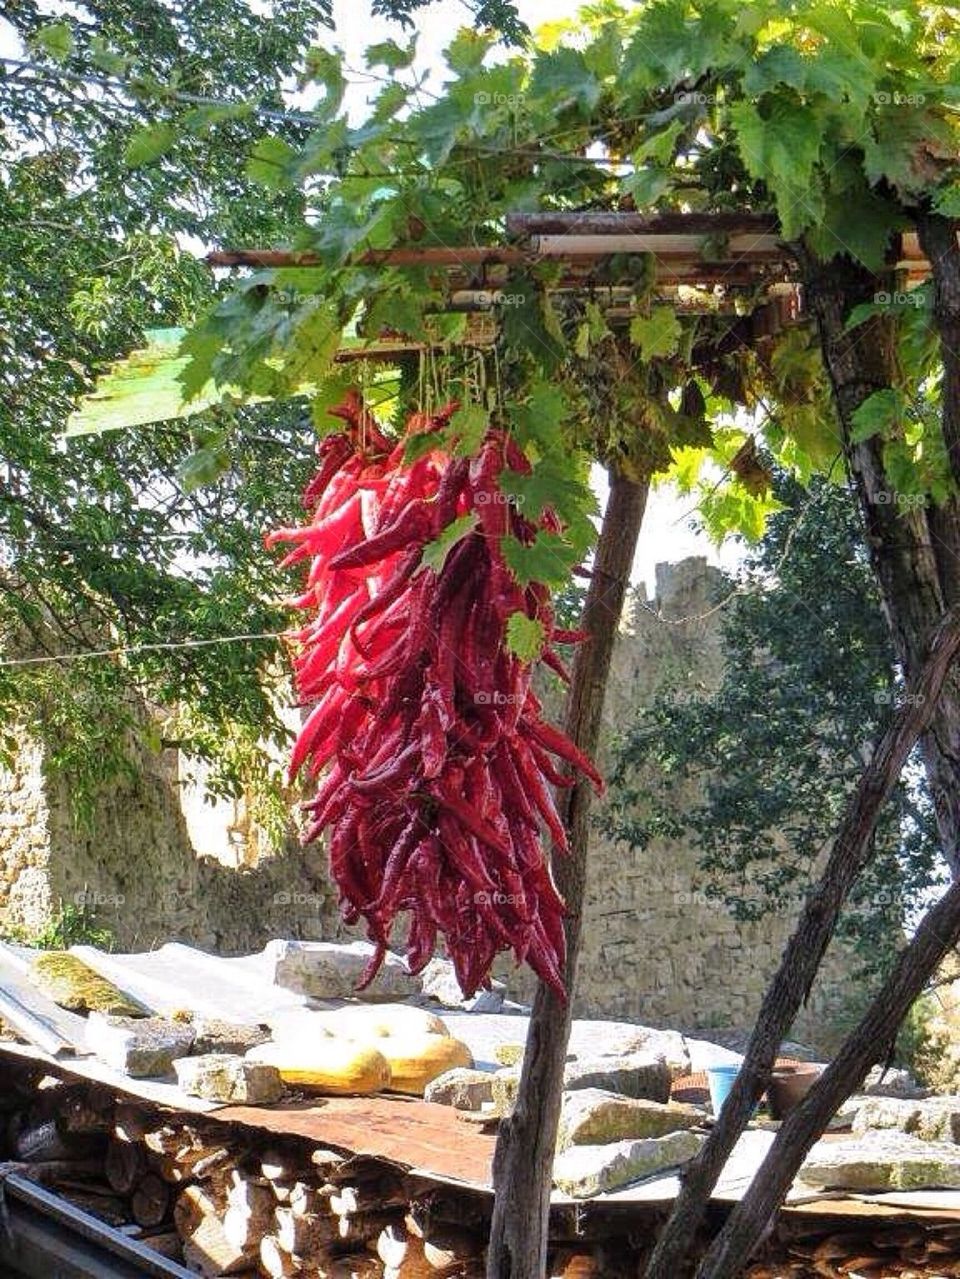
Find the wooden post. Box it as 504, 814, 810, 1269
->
486, 468, 649, 1278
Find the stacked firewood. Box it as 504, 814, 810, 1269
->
176, 1142, 492, 1278
747, 1216, 960, 1279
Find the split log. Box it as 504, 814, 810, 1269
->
114, 1103, 152, 1144
158, 1143, 232, 1184
131, 1171, 171, 1228
0, 1157, 105, 1185
548, 1250, 603, 1279
339, 1210, 406, 1245
223, 1174, 275, 1251
12, 1116, 96, 1162
322, 1255, 385, 1279
376, 1222, 410, 1269
139, 1230, 184, 1260
275, 1205, 338, 1256
260, 1234, 301, 1278
57, 1188, 130, 1226
422, 1223, 484, 1269
262, 1147, 310, 1200
58, 1090, 114, 1135
182, 1215, 255, 1277
289, 1181, 327, 1218
105, 1138, 147, 1194
311, 1146, 346, 1169
143, 1124, 184, 1156
174, 1183, 226, 1236
331, 1178, 408, 1217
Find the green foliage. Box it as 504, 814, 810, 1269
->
605, 478, 945, 977
2, 902, 116, 953
0, 0, 329, 830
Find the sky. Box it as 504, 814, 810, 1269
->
1, 0, 743, 599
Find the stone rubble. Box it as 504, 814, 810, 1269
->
853, 1095, 960, 1143
552, 1130, 705, 1197
491, 1051, 672, 1117
85, 1012, 195, 1078
269, 939, 421, 1001
173, 1053, 285, 1104
556, 1088, 704, 1150
189, 1017, 271, 1057
424, 1067, 496, 1111
801, 1130, 960, 1192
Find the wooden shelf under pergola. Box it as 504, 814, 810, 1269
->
206, 211, 936, 361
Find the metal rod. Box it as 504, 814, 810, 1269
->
0, 1175, 196, 1279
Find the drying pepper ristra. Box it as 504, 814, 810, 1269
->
267, 390, 603, 1000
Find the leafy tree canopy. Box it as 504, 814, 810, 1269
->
604, 477, 945, 976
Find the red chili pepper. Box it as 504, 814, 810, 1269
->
267, 394, 605, 1000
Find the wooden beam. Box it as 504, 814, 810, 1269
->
505, 211, 782, 236
206, 246, 528, 269
532, 232, 786, 259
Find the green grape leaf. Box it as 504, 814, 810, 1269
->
529, 46, 601, 110
311, 370, 362, 436
281, 302, 342, 389
500, 288, 566, 372
729, 98, 823, 239
421, 513, 478, 573
447, 404, 489, 455
124, 123, 177, 168
505, 611, 546, 661
629, 307, 681, 361
366, 37, 417, 70
177, 444, 231, 492
624, 167, 672, 206
444, 28, 496, 74
32, 21, 73, 62
934, 184, 960, 217
246, 135, 296, 189
743, 46, 805, 96
850, 389, 904, 444
501, 531, 583, 588
403, 430, 444, 464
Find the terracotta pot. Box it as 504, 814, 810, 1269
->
767, 1063, 822, 1119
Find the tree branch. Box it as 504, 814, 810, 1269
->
644, 601, 960, 1279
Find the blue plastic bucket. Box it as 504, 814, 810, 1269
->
706, 1063, 742, 1116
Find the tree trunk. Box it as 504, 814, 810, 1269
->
800, 245, 960, 872
486, 467, 649, 1279
696, 869, 960, 1279
642, 601, 960, 1279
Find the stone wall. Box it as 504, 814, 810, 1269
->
0, 696, 336, 953
0, 559, 866, 1051
574, 558, 863, 1050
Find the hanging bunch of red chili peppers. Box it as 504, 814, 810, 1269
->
267, 390, 602, 998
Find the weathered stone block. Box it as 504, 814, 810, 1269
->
563, 1053, 672, 1103
424, 1067, 495, 1111
190, 1017, 270, 1057
552, 1130, 704, 1197
492, 1052, 672, 1116
270, 940, 420, 1001
853, 1095, 960, 1143
85, 1013, 195, 1078
557, 1088, 703, 1150
852, 1096, 922, 1136
801, 1131, 960, 1192
174, 1053, 284, 1104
